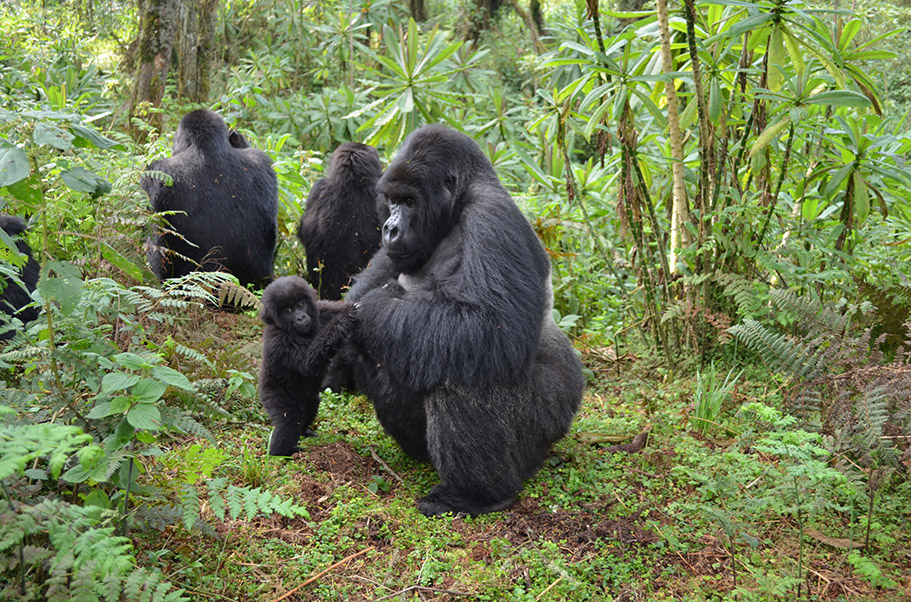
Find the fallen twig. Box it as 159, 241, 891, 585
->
272, 546, 375, 602
373, 585, 471, 601
369, 447, 405, 484
535, 577, 562, 600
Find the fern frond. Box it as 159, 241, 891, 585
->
180, 483, 200, 531
159, 406, 213, 441
729, 319, 825, 380
217, 280, 261, 310
771, 289, 848, 337
660, 301, 685, 325
853, 385, 899, 467
169, 341, 212, 366
716, 273, 763, 318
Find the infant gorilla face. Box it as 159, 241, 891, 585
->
283, 297, 314, 335
261, 276, 320, 338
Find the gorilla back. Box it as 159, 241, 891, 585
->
348, 125, 584, 516
142, 109, 278, 287
298, 142, 383, 300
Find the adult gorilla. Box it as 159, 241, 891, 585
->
0, 215, 39, 340
142, 109, 278, 287
297, 143, 383, 300
346, 125, 584, 517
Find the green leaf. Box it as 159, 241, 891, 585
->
6, 173, 43, 204
33, 122, 74, 150
133, 378, 168, 403
72, 123, 121, 149
86, 400, 114, 419
114, 352, 151, 370
749, 116, 790, 158
109, 395, 133, 414
0, 145, 29, 187
708, 77, 722, 122
102, 371, 142, 394
61, 166, 112, 196
766, 23, 786, 93
804, 90, 871, 108
101, 243, 145, 281
127, 402, 161, 431
151, 365, 194, 391
801, 197, 820, 221
37, 261, 84, 316
724, 12, 775, 41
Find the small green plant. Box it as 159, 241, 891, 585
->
690, 362, 743, 435
0, 415, 187, 600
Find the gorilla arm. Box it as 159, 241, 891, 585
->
346, 250, 401, 302
296, 304, 357, 377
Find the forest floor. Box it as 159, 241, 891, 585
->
134, 308, 910, 601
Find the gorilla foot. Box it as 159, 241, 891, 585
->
418, 491, 518, 517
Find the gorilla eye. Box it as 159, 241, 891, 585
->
402, 197, 415, 207
285, 307, 293, 314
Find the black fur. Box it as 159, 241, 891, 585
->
297, 143, 382, 300
0, 215, 40, 340
228, 129, 249, 149
347, 125, 585, 516
142, 109, 278, 287
259, 276, 356, 456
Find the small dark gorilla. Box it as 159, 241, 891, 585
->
0, 215, 40, 340
297, 143, 383, 300
142, 109, 278, 287
259, 276, 357, 456
346, 125, 585, 516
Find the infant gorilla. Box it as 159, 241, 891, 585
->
259, 276, 356, 456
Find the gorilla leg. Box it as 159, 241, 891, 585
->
355, 361, 430, 463
264, 392, 318, 456
419, 384, 526, 516
419, 322, 584, 517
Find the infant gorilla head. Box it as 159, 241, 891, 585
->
259, 277, 355, 456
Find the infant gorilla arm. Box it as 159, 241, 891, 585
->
259, 277, 356, 456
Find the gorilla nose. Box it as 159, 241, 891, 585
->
383, 221, 401, 246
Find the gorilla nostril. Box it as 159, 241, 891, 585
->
384, 224, 400, 242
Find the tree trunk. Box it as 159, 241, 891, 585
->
656, 0, 690, 275
530, 0, 544, 33
176, 0, 218, 103
468, 0, 505, 40
129, 0, 178, 140
410, 0, 425, 21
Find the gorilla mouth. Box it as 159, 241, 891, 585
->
387, 249, 414, 259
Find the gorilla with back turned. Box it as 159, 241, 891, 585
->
141, 109, 278, 287
345, 125, 584, 517
297, 143, 383, 300
0, 215, 39, 340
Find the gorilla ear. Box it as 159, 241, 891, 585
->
444, 173, 458, 196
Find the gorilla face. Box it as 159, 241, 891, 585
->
376, 161, 458, 275
261, 277, 319, 337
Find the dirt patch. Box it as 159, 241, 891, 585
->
452, 498, 657, 563
295, 440, 381, 485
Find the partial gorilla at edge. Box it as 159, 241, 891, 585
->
346, 124, 585, 517
0, 215, 40, 340
141, 109, 278, 287
297, 143, 383, 300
